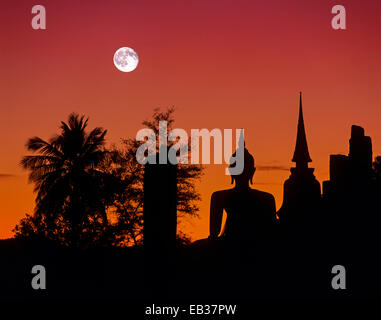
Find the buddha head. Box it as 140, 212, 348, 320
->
228, 148, 256, 186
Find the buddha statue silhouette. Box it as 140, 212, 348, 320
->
209, 147, 277, 245
193, 146, 277, 250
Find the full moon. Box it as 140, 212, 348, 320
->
113, 47, 139, 72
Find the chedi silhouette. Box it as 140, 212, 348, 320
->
277, 92, 321, 231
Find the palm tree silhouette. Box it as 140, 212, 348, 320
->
21, 113, 116, 247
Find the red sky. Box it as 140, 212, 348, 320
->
1, 0, 381, 240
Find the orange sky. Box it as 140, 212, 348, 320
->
1, 0, 381, 240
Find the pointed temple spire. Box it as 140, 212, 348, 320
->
292, 92, 312, 166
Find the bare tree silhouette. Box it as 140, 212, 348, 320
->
104, 107, 203, 246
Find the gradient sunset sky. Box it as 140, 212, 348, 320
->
1, 0, 381, 240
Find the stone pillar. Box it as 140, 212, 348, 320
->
143, 162, 177, 249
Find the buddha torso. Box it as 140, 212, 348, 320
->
212, 188, 276, 242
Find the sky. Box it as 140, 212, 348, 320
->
1, 0, 381, 240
